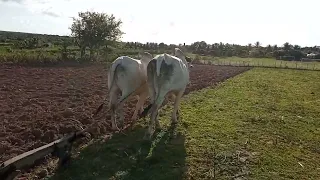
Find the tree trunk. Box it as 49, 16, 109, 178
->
80, 46, 85, 59
89, 48, 94, 60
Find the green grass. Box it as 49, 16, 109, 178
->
49, 68, 320, 180
188, 54, 320, 70
0, 47, 173, 64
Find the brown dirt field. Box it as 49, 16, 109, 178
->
0, 64, 251, 164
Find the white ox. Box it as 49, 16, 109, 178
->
141, 48, 190, 139
95, 52, 153, 130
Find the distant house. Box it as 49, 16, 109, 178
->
307, 53, 316, 58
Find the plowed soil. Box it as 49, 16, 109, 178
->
0, 63, 251, 164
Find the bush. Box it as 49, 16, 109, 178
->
289, 50, 304, 60
5, 47, 13, 53
0, 51, 59, 65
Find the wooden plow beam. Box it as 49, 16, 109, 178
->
0, 130, 87, 180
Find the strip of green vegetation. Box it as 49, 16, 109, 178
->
188, 54, 320, 70
49, 68, 320, 180
0, 48, 172, 65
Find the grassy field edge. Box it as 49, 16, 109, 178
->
49, 68, 320, 180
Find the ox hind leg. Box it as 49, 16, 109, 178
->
109, 86, 132, 131
116, 90, 135, 130
109, 86, 120, 131
171, 88, 185, 124
144, 92, 166, 140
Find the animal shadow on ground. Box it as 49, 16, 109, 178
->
50, 124, 187, 180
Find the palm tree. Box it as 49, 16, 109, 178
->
266, 44, 272, 52
218, 42, 224, 51
255, 41, 261, 48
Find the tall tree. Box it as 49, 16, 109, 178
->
255, 41, 261, 48
273, 44, 278, 51
293, 45, 301, 50
266, 44, 272, 52
283, 42, 292, 52
70, 11, 123, 59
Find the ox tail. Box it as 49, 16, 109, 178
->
140, 60, 159, 118
116, 88, 136, 108
156, 55, 165, 77
92, 61, 121, 117
108, 59, 122, 90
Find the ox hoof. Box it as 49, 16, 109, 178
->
130, 118, 137, 126
143, 132, 152, 140
119, 122, 124, 129
128, 124, 135, 131
131, 116, 138, 121
171, 121, 178, 127
111, 126, 120, 131
155, 124, 161, 131
171, 119, 178, 124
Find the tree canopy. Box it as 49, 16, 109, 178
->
70, 11, 123, 58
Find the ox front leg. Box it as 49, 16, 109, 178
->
171, 89, 184, 124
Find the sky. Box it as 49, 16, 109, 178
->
0, 0, 319, 46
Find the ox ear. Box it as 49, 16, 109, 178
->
174, 48, 185, 58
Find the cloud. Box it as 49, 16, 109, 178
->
42, 10, 60, 17
0, 0, 51, 4
0, 0, 24, 3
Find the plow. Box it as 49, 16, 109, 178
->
0, 130, 87, 180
